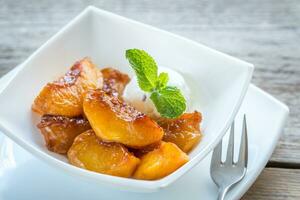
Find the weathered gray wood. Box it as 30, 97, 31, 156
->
243, 168, 300, 200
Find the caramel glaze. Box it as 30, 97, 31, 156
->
101, 67, 130, 97
85, 89, 146, 122
54, 61, 82, 86
38, 115, 89, 127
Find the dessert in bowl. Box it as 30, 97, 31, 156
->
32, 50, 202, 180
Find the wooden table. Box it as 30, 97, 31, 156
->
0, 0, 299, 199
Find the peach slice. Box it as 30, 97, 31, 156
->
83, 89, 164, 148
158, 111, 202, 152
32, 58, 102, 117
67, 130, 140, 177
133, 142, 189, 180
37, 115, 91, 154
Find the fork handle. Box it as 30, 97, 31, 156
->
218, 186, 229, 200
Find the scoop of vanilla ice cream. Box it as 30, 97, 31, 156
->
123, 67, 191, 118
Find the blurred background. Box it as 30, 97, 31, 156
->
0, 0, 299, 199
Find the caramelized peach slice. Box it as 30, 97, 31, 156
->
32, 58, 103, 116
158, 111, 202, 152
68, 130, 140, 177
83, 89, 163, 148
133, 142, 189, 180
37, 115, 91, 154
101, 67, 130, 97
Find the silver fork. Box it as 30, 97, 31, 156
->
210, 115, 248, 200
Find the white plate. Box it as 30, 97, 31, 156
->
0, 67, 288, 200
0, 6, 253, 191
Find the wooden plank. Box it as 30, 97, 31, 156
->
0, 0, 299, 164
243, 168, 300, 200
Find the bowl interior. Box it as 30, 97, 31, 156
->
0, 7, 253, 190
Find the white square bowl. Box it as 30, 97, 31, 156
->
0, 6, 253, 192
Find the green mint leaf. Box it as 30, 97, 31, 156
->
150, 86, 186, 118
156, 72, 169, 89
126, 49, 158, 92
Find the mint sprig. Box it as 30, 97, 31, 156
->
125, 49, 186, 118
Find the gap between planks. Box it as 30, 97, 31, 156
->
266, 161, 300, 169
